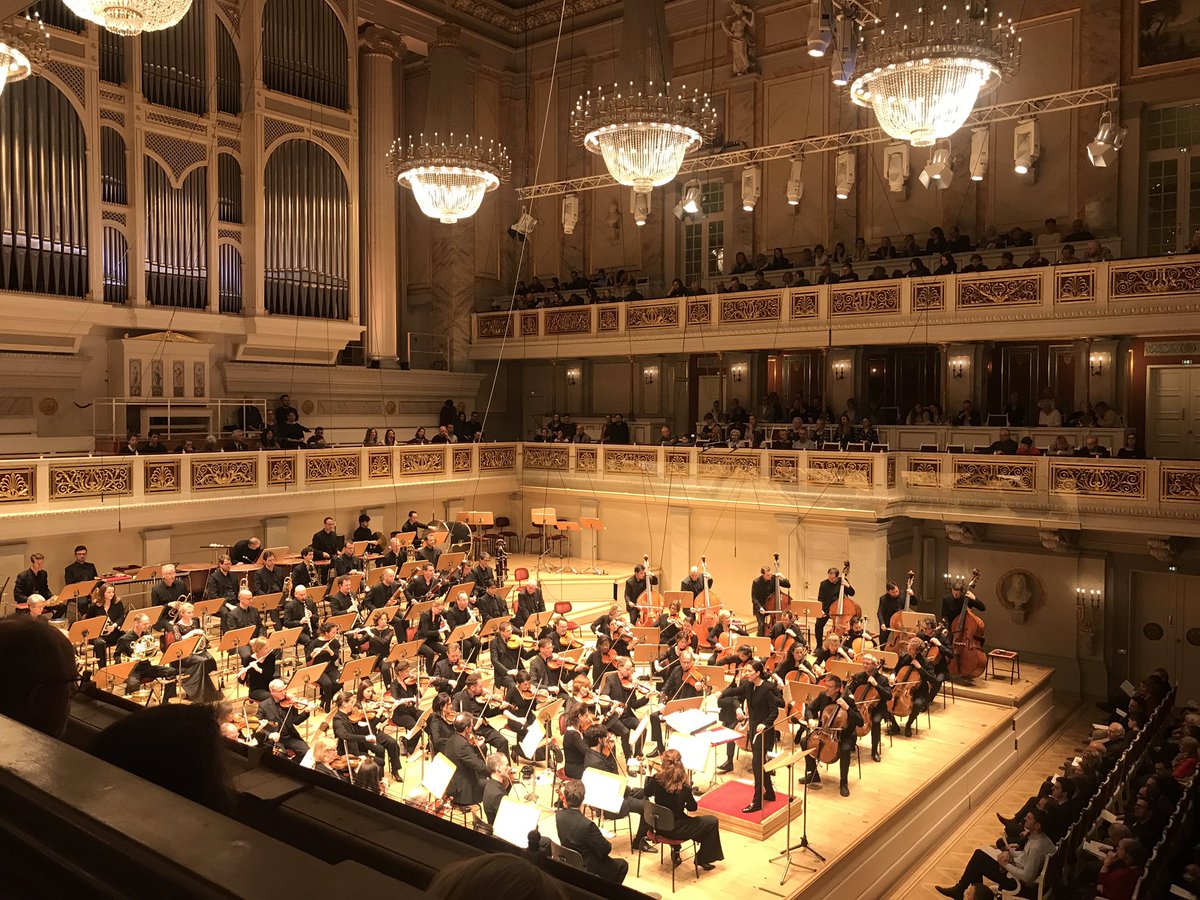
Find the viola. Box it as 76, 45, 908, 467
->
517, 684, 550, 703
948, 568, 987, 679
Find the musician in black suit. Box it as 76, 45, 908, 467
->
877, 579, 918, 647
430, 644, 469, 696
326, 575, 358, 617
445, 591, 481, 662
444, 714, 489, 806
477, 583, 508, 622
599, 657, 649, 759
305, 622, 341, 711
815, 565, 854, 646
223, 589, 264, 664
361, 569, 398, 615
15, 553, 64, 617
381, 535, 409, 568
801, 674, 864, 798
416, 597, 450, 669
735, 660, 785, 812
751, 565, 791, 637
416, 535, 442, 568
255, 679, 311, 757
468, 554, 495, 599
64, 545, 99, 587
583, 725, 652, 850
311, 517, 341, 567
282, 584, 320, 643
230, 537, 262, 565
490, 622, 522, 688
555, 779, 628, 884
290, 547, 319, 589
237, 638, 279, 701
623, 564, 658, 621
252, 552, 285, 596
846, 654, 894, 762
513, 583, 545, 629
405, 564, 442, 604
204, 555, 239, 623
330, 540, 361, 580
895, 637, 939, 736
452, 674, 510, 756
941, 578, 985, 627
481, 753, 512, 825
151, 564, 190, 631
113, 614, 176, 696
331, 691, 401, 779
399, 510, 426, 548
680, 565, 713, 597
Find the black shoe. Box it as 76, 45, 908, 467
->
886, 722, 901, 736
871, 748, 882, 762
635, 839, 655, 853
935, 887, 962, 899
716, 761, 734, 774
801, 772, 821, 785
741, 802, 762, 813
671, 850, 682, 868
839, 783, 850, 797
904, 724, 913, 737
763, 792, 776, 803
996, 812, 1012, 827
699, 862, 716, 871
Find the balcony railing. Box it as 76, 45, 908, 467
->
470, 255, 1200, 355
1, 444, 1197, 531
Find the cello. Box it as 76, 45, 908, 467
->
948, 568, 987, 679
887, 644, 922, 719
763, 553, 791, 626
812, 690, 850, 764
829, 560, 860, 636
636, 553, 664, 626
885, 569, 919, 653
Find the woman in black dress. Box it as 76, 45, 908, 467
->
561, 705, 593, 779
643, 749, 724, 870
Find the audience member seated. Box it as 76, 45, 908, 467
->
867, 265, 889, 280
1056, 244, 1080, 265
1075, 435, 1111, 458
936, 808, 1054, 898
839, 261, 859, 282
873, 236, 898, 259
962, 253, 988, 273
908, 257, 931, 277
899, 234, 920, 256
1037, 399, 1063, 427
0, 617, 76, 738
1049, 435, 1075, 456
926, 227, 950, 254
1115, 432, 1145, 459
767, 247, 791, 270
852, 236, 870, 261
907, 403, 933, 425
934, 252, 958, 275
667, 278, 687, 297
948, 225, 972, 252
426, 854, 568, 900
995, 251, 1018, 270
985, 429, 1018, 455
730, 251, 753, 274
952, 400, 982, 427
1085, 239, 1114, 262
1036, 217, 1062, 247
1022, 247, 1050, 268
1094, 401, 1124, 428
1016, 436, 1042, 456
816, 262, 838, 285
751, 270, 771, 290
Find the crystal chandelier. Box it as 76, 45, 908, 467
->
849, 1, 1019, 148
571, 0, 717, 196
388, 133, 510, 225
390, 24, 510, 225
0, 13, 49, 99
61, 0, 194, 36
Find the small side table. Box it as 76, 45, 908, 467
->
987, 649, 1020, 684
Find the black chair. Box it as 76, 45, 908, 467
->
636, 801, 700, 892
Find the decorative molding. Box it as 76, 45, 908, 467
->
687, 301, 712, 325
192, 458, 257, 491
46, 59, 86, 108
957, 274, 1041, 308
524, 446, 569, 470
144, 132, 208, 184
1050, 462, 1145, 499
604, 449, 657, 474
476, 314, 513, 339
305, 454, 360, 483
1110, 260, 1200, 300
699, 453, 759, 478
521, 313, 539, 336
479, 447, 516, 470
0, 467, 35, 503
945, 522, 985, 545
449, 0, 618, 34
598, 308, 620, 331
144, 460, 180, 494
545, 309, 591, 335
267, 455, 297, 485
912, 282, 945, 310
1148, 536, 1186, 563
49, 463, 132, 499
368, 451, 393, 478
1055, 271, 1095, 303
1037, 528, 1077, 552
576, 448, 598, 472
952, 459, 1036, 492
807, 456, 872, 487
769, 454, 798, 482
831, 285, 900, 316
453, 448, 472, 473
1162, 466, 1200, 501
665, 451, 691, 476
626, 303, 679, 329
1145, 341, 1200, 357
398, 451, 444, 475
719, 294, 780, 324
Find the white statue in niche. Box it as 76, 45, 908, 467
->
606, 199, 622, 243
723, 2, 757, 76
997, 569, 1043, 625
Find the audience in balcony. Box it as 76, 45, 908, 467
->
408, 427, 430, 445
952, 400, 983, 427
985, 429, 1019, 454
1022, 247, 1050, 268
961, 253, 988, 273
383, 428, 397, 446
853, 237, 870, 262
1049, 435, 1075, 456
1056, 244, 1080, 265
667, 278, 687, 297
908, 257, 932, 277
1075, 434, 1112, 458
1037, 218, 1063, 247
867, 265, 889, 281
1086, 239, 1115, 262
906, 403, 933, 425
817, 262, 837, 284
752, 271, 772, 290
995, 251, 1018, 270
259, 428, 280, 450
925, 227, 950, 255
1116, 432, 1145, 459
839, 261, 859, 282
1037, 399, 1063, 427
899, 234, 920, 257
731, 251, 754, 274
624, 283, 644, 301
306, 427, 328, 449
873, 236, 898, 259
934, 253, 958, 275
767, 247, 792, 270
1016, 436, 1042, 455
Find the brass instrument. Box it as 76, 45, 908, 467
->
130, 633, 160, 661
305, 560, 318, 585
240, 575, 249, 591
283, 575, 294, 600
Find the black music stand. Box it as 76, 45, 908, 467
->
766, 747, 820, 882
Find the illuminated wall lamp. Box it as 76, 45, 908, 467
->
832, 361, 848, 381
1076, 587, 1102, 653
643, 365, 659, 385
1089, 353, 1107, 377
566, 367, 581, 386
950, 357, 969, 379
730, 362, 747, 384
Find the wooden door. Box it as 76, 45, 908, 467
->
1148, 365, 1200, 459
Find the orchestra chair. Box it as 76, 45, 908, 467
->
494, 516, 519, 549
547, 841, 585, 872
545, 524, 567, 560
553, 600, 580, 635
636, 801, 700, 891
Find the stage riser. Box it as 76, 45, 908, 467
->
797, 686, 1057, 900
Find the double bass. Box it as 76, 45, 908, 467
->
636, 553, 664, 626
948, 568, 986, 679
829, 560, 860, 636
763, 553, 791, 624
694, 556, 722, 645
885, 569, 919, 653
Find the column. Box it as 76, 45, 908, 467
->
359, 25, 405, 365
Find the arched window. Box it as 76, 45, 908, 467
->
219, 245, 242, 314
262, 0, 348, 110
102, 228, 129, 304
264, 140, 349, 319
217, 154, 242, 223
101, 127, 127, 205
216, 20, 241, 115
0, 75, 89, 297
142, 0, 206, 114
144, 159, 208, 308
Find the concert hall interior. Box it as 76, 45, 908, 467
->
2, 0, 1200, 898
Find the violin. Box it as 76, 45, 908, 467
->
279, 695, 311, 710
620, 674, 654, 695
506, 633, 536, 651
517, 683, 551, 704
682, 670, 710, 692
948, 568, 987, 679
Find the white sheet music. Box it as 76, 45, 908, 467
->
492, 797, 543, 848
519, 719, 545, 760
421, 752, 456, 799
667, 733, 712, 771
581, 767, 627, 815
664, 708, 719, 735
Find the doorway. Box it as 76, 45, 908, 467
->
1130, 571, 1200, 701
1147, 365, 1200, 459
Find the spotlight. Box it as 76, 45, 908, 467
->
884, 142, 910, 193
673, 179, 704, 222
918, 142, 953, 190
740, 165, 760, 212
1013, 118, 1040, 175
561, 194, 579, 234
1087, 111, 1126, 168
834, 149, 855, 200
786, 157, 805, 206
631, 188, 650, 227
508, 212, 537, 241
830, 15, 858, 86
969, 127, 989, 181
807, 0, 833, 58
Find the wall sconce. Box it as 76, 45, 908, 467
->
833, 361, 848, 381
566, 367, 580, 386
1075, 587, 1102, 654
1089, 353, 1107, 377
950, 357, 969, 379
643, 366, 658, 385
730, 362, 747, 384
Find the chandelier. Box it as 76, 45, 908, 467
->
849, 1, 1019, 147
571, 81, 718, 194
0, 13, 49, 99
60, 0, 194, 36
388, 133, 511, 225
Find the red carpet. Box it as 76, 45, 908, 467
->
697, 779, 793, 822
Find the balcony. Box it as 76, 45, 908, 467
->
469, 255, 1200, 359
2, 443, 1196, 538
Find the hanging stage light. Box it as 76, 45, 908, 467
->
969, 127, 990, 181
1087, 111, 1126, 168
807, 0, 834, 58
1013, 118, 1040, 175
741, 166, 760, 212
562, 194, 579, 234
835, 149, 856, 200
786, 157, 805, 206
918, 141, 954, 190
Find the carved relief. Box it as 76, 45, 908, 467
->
576, 448, 598, 472
807, 456, 872, 487
830, 285, 900, 316
996, 569, 1045, 625
172, 361, 185, 397
790, 291, 818, 318
604, 449, 657, 474
770, 455, 798, 483
912, 283, 945, 311
144, 460, 180, 493
521, 313, 539, 336
958, 274, 1041, 308
699, 453, 759, 478
524, 447, 570, 470
479, 447, 516, 470
192, 458, 257, 491
0, 467, 35, 502
193, 363, 205, 397
50, 463, 133, 499
666, 451, 691, 476
720, 294, 780, 323
399, 451, 444, 475
368, 451, 393, 478
1111, 260, 1200, 300
906, 457, 943, 488
267, 455, 296, 485
687, 300, 712, 325
1055, 271, 1095, 303
150, 360, 164, 397
887, 456, 896, 489
598, 308, 620, 331
952, 459, 1036, 492
1162, 467, 1200, 501
305, 453, 360, 482
1050, 462, 1145, 498
453, 448, 472, 472
545, 310, 591, 335
130, 359, 142, 397
477, 314, 513, 339
627, 303, 679, 329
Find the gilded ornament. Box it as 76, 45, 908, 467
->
399, 451, 444, 474
952, 459, 1035, 492
304, 454, 360, 482
268, 455, 297, 485
1050, 462, 1144, 498
957, 274, 1041, 307
192, 458, 257, 491
627, 304, 679, 329
50, 463, 132, 499
524, 447, 569, 470
369, 451, 393, 478
145, 460, 180, 493
720, 295, 780, 323
830, 285, 900, 316
604, 449, 657, 473
0, 467, 35, 502
545, 310, 591, 335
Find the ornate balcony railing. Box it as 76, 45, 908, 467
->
470, 255, 1200, 357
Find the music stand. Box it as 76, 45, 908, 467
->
398, 561, 423, 579
791, 600, 824, 646
407, 600, 435, 623
121, 605, 164, 633
767, 747, 820, 882
192, 597, 226, 619
663, 590, 692, 611
266, 627, 302, 653
446, 581, 475, 603
446, 622, 480, 650
94, 661, 136, 695
59, 580, 100, 620
631, 626, 661, 644
531, 507, 557, 561
307, 584, 329, 604
326, 612, 358, 634
437, 552, 466, 574
826, 659, 865, 681
285, 661, 329, 704
478, 614, 512, 641
218, 626, 256, 657
338, 655, 378, 689
524, 610, 554, 636
744, 636, 773, 660
69, 615, 109, 671
160, 633, 202, 704
249, 592, 283, 615
366, 565, 394, 587
550, 520, 580, 574
386, 639, 426, 664
579, 517, 605, 575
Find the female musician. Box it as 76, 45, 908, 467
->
237, 637, 279, 702
349, 682, 402, 780
503, 670, 545, 753
306, 622, 342, 712
291, 546, 319, 589
776, 640, 818, 682
384, 660, 423, 755
644, 749, 724, 870
427, 692, 456, 755
89, 584, 126, 667
172, 602, 221, 702
800, 674, 863, 798
564, 674, 601, 720
814, 632, 853, 668
586, 634, 618, 687
608, 615, 639, 658
358, 609, 395, 682
562, 705, 594, 779
590, 603, 623, 638
311, 735, 350, 781
734, 661, 785, 812
353, 757, 386, 795
654, 599, 687, 647
707, 609, 749, 662
894, 637, 938, 737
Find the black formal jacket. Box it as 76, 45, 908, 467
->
878, 591, 918, 628
252, 566, 284, 596
64, 561, 98, 586
231, 540, 261, 565
444, 733, 488, 804
256, 695, 310, 743
555, 808, 623, 882
514, 589, 545, 628
332, 709, 374, 754
817, 577, 855, 616
239, 651, 279, 696
14, 568, 51, 604
751, 575, 791, 616
482, 777, 509, 824
205, 569, 239, 603
311, 530, 341, 561
223, 604, 263, 638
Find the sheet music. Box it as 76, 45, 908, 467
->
421, 753, 456, 799
492, 797, 543, 848
581, 767, 627, 815
519, 719, 545, 760
664, 708, 719, 736
666, 733, 712, 771
1119, 680, 1136, 697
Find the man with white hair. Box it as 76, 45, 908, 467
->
151, 563, 189, 630
224, 588, 264, 663
256, 678, 311, 758
680, 565, 713, 598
